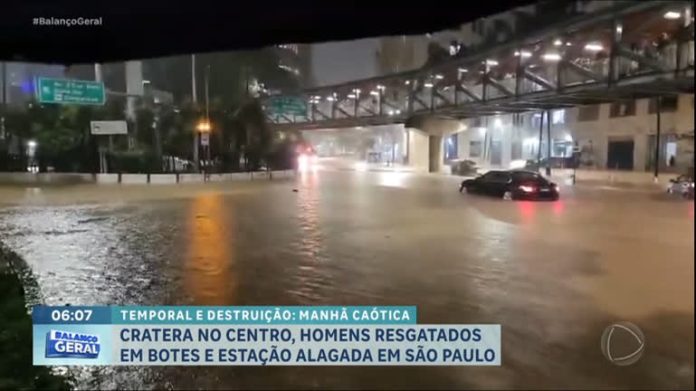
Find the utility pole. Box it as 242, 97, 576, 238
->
192, 54, 199, 171
94, 64, 108, 173
205, 65, 211, 163
546, 110, 552, 177
536, 111, 544, 172
654, 96, 662, 182
1, 61, 6, 141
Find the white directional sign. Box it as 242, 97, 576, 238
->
200, 133, 210, 146
90, 121, 128, 135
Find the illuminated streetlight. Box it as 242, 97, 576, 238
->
347, 93, 357, 99
514, 50, 532, 58
553, 39, 563, 46
458, 67, 468, 73
377, 84, 386, 91
27, 140, 37, 148
196, 120, 211, 132
485, 59, 499, 66
584, 42, 604, 52
326, 96, 335, 102
405, 80, 411, 85
542, 53, 562, 61
370, 90, 379, 96
424, 82, 434, 88
434, 74, 444, 80
395, 109, 401, 115
664, 11, 681, 19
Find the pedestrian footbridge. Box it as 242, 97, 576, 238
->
264, 1, 694, 131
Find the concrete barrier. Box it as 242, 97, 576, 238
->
149, 174, 177, 185
229, 172, 251, 181
179, 174, 204, 183
0, 172, 95, 185
549, 169, 669, 186
1, 170, 296, 186
96, 173, 119, 184
251, 171, 271, 180
120, 174, 148, 185
271, 170, 296, 179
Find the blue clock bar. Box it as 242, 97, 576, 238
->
32, 306, 112, 324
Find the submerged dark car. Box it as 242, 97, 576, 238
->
459, 170, 559, 201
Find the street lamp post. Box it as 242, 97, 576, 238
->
196, 64, 212, 180
204, 65, 211, 164
192, 54, 199, 172
1, 61, 6, 141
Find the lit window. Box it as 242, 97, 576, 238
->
552, 109, 565, 124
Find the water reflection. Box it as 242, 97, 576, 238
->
185, 192, 236, 305
290, 172, 332, 303
516, 201, 537, 224
376, 172, 408, 188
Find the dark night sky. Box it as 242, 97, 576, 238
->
311, 38, 380, 87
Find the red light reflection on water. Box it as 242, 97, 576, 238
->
517, 201, 536, 223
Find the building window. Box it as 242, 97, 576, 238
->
552, 140, 574, 157
469, 141, 482, 158
277, 44, 299, 54
531, 112, 544, 129
648, 96, 678, 113
577, 105, 599, 121
609, 101, 636, 117
552, 109, 565, 124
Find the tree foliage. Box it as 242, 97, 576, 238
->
2, 47, 299, 172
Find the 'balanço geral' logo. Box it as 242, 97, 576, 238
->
45, 330, 100, 359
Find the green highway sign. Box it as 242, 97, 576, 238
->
36, 77, 105, 105
266, 96, 307, 117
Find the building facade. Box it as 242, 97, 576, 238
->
275, 44, 314, 88
451, 94, 694, 173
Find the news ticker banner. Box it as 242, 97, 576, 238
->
33, 306, 501, 366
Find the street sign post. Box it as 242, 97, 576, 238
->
266, 96, 307, 117
90, 121, 127, 174
90, 121, 128, 135
36, 77, 105, 105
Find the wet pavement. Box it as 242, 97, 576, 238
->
0, 170, 693, 390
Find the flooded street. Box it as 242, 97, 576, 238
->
0, 170, 693, 389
